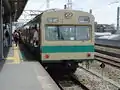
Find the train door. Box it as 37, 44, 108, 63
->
33, 23, 41, 61
37, 22, 42, 62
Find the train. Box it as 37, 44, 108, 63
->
20, 9, 95, 73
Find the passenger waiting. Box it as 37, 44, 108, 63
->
4, 29, 10, 47
13, 30, 19, 46
33, 27, 39, 47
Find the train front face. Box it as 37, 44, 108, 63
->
40, 9, 95, 72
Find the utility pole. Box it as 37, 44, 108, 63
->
46, 0, 49, 9
117, 7, 119, 30
108, 1, 120, 31
0, 0, 4, 59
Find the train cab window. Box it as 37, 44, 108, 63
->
76, 26, 90, 40
59, 26, 75, 40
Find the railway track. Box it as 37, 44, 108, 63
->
95, 43, 120, 58
78, 65, 120, 89
57, 74, 89, 90
95, 43, 120, 68
49, 72, 89, 90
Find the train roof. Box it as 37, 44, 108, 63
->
21, 9, 94, 28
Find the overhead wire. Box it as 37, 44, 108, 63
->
39, 0, 56, 9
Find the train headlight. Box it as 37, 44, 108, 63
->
53, 18, 58, 22
78, 16, 90, 23
47, 18, 58, 23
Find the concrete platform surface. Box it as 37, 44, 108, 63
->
0, 61, 60, 90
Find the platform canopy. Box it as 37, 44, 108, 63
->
3, 0, 28, 23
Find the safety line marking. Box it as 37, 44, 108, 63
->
6, 57, 15, 60
14, 46, 20, 64
6, 44, 21, 64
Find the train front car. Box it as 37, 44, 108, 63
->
41, 9, 95, 73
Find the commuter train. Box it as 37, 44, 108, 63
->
20, 9, 95, 73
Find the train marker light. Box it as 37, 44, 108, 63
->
44, 54, 49, 59
87, 53, 91, 57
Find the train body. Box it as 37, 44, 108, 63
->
20, 9, 95, 72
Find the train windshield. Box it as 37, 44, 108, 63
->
45, 26, 90, 41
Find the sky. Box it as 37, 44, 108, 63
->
18, 0, 120, 26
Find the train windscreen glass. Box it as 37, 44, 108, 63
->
76, 26, 90, 40
45, 26, 90, 41
45, 26, 58, 40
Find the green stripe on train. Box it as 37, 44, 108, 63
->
41, 45, 94, 53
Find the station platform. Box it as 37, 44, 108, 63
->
0, 44, 60, 90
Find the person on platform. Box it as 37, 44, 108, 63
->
13, 30, 19, 46
4, 28, 10, 47
33, 27, 39, 47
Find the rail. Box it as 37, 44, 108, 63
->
95, 43, 120, 68
51, 73, 89, 90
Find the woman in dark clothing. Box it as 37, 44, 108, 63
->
13, 30, 19, 46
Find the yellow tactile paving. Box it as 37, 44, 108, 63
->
6, 57, 15, 60
14, 46, 21, 64
5, 44, 21, 64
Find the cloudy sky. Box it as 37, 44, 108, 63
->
19, 0, 120, 25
